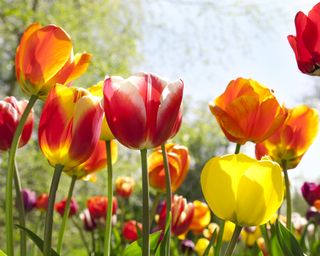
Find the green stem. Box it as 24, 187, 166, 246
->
13, 159, 27, 256
5, 94, 38, 255
104, 140, 114, 256
91, 230, 96, 254
57, 175, 77, 254
71, 217, 90, 255
215, 143, 241, 256
43, 164, 64, 256
224, 225, 242, 256
214, 220, 225, 256
161, 143, 171, 256
283, 161, 292, 230
260, 224, 271, 255
141, 148, 150, 256
150, 192, 161, 225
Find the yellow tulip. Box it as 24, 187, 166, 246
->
201, 153, 284, 226
195, 238, 214, 256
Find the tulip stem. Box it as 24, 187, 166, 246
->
283, 161, 292, 230
13, 159, 27, 256
150, 192, 161, 225
43, 164, 64, 256
141, 148, 150, 256
224, 225, 242, 256
161, 143, 171, 256
71, 217, 90, 255
57, 175, 77, 254
214, 220, 225, 256
5, 94, 38, 256
104, 140, 114, 256
235, 143, 241, 154
260, 224, 271, 255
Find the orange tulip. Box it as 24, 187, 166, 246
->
16, 23, 91, 99
256, 105, 318, 169
115, 176, 135, 198
188, 200, 211, 235
148, 143, 190, 192
209, 77, 287, 144
38, 85, 103, 170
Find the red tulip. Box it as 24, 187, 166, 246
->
38, 85, 103, 170
87, 196, 118, 220
301, 182, 320, 206
115, 176, 135, 198
80, 209, 96, 231
157, 195, 194, 236
288, 3, 320, 75
122, 220, 142, 242
36, 193, 49, 211
0, 96, 34, 151
16, 23, 91, 99
103, 73, 183, 149
55, 198, 79, 217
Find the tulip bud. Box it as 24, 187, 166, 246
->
195, 238, 213, 256
122, 220, 142, 242
181, 239, 195, 254
80, 209, 96, 231
87, 196, 118, 220
188, 200, 211, 235
18, 189, 36, 212
115, 176, 135, 198
55, 198, 79, 217
301, 182, 320, 206
36, 193, 49, 211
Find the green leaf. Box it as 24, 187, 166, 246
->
0, 249, 7, 256
15, 224, 59, 256
156, 213, 172, 255
270, 232, 283, 256
123, 231, 161, 256
275, 220, 305, 256
204, 228, 217, 256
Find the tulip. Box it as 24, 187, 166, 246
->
39, 85, 104, 170
157, 195, 194, 236
19, 189, 36, 212
80, 209, 97, 231
65, 140, 117, 180
35, 193, 49, 211
88, 81, 115, 140
188, 200, 211, 235
181, 239, 195, 254
203, 221, 235, 242
122, 220, 143, 242
103, 73, 183, 149
115, 176, 135, 198
0, 96, 34, 151
148, 143, 190, 192
209, 77, 287, 145
87, 196, 118, 220
55, 198, 78, 217
288, 3, 320, 75
195, 238, 213, 256
301, 182, 320, 206
241, 226, 261, 246
256, 105, 318, 170
16, 23, 91, 99
201, 153, 284, 226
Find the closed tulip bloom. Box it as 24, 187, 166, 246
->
65, 140, 118, 179
202, 221, 235, 242
87, 196, 118, 220
209, 78, 287, 145
148, 143, 190, 192
256, 105, 318, 169
36, 193, 49, 211
288, 3, 320, 75
201, 153, 284, 226
55, 198, 79, 217
122, 220, 142, 242
0, 96, 34, 151
88, 81, 115, 140
188, 200, 211, 235
301, 182, 320, 206
80, 209, 97, 231
16, 23, 91, 99
103, 73, 184, 149
115, 176, 135, 198
39, 85, 103, 170
158, 195, 194, 236
195, 238, 213, 256
19, 188, 37, 212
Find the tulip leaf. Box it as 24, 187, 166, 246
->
15, 224, 59, 256
123, 231, 161, 256
275, 220, 305, 256
0, 249, 7, 256
156, 213, 172, 256
204, 228, 217, 256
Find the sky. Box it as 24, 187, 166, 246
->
137, 0, 320, 185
